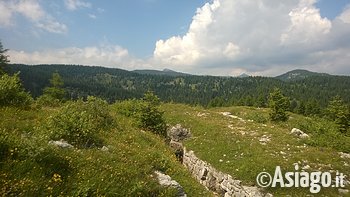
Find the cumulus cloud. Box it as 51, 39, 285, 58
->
64, 0, 91, 11
153, 0, 350, 76
8, 44, 146, 70
0, 0, 67, 34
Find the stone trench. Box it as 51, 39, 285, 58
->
167, 124, 272, 197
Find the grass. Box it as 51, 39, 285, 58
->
0, 106, 212, 196
161, 103, 350, 196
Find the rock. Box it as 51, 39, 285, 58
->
290, 128, 309, 139
155, 171, 187, 197
167, 124, 191, 142
200, 167, 208, 180
183, 148, 267, 197
302, 165, 311, 170
101, 146, 109, 151
259, 135, 271, 145
48, 139, 73, 149
169, 140, 184, 161
339, 152, 350, 159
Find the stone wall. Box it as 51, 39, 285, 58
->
183, 148, 270, 197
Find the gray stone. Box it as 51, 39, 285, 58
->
200, 167, 208, 180
48, 139, 73, 149
290, 128, 309, 139
182, 148, 268, 197
155, 171, 187, 197
339, 152, 350, 159
167, 124, 191, 142
101, 146, 109, 151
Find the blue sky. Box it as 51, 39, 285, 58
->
1, 0, 350, 76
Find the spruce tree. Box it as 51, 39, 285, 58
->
268, 88, 290, 121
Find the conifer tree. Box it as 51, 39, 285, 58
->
268, 88, 290, 121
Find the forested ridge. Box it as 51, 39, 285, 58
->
6, 64, 350, 114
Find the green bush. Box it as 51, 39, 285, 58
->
113, 99, 142, 117
46, 96, 113, 148
137, 92, 167, 137
0, 73, 32, 108
114, 92, 167, 138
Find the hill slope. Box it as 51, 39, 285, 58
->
275, 69, 330, 81
133, 68, 191, 77
162, 104, 350, 196
0, 106, 211, 196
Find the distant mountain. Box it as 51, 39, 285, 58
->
275, 69, 330, 81
237, 73, 250, 78
133, 68, 191, 77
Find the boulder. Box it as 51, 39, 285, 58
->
48, 139, 73, 149
167, 124, 191, 142
155, 171, 187, 197
290, 128, 309, 139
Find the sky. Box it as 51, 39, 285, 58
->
0, 0, 350, 76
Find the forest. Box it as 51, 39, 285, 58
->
6, 63, 350, 117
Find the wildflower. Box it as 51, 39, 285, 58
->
52, 173, 62, 183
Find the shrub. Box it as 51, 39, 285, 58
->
137, 92, 167, 137
0, 73, 32, 108
114, 92, 167, 138
46, 96, 113, 148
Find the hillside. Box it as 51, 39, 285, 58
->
6, 64, 350, 110
133, 68, 191, 77
162, 104, 350, 196
275, 69, 330, 81
1, 101, 348, 196
0, 105, 211, 196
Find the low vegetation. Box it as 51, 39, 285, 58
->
0, 103, 211, 196
162, 104, 350, 196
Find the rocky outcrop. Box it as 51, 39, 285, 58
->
168, 124, 191, 142
48, 139, 73, 148
168, 124, 191, 162
290, 128, 309, 139
155, 171, 187, 197
183, 148, 270, 197
167, 124, 270, 196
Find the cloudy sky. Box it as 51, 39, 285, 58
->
0, 0, 350, 76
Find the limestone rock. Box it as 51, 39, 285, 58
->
101, 146, 109, 151
339, 152, 350, 159
290, 128, 309, 139
182, 148, 268, 197
48, 139, 73, 149
155, 171, 187, 197
167, 124, 191, 142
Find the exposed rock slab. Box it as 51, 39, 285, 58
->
183, 148, 270, 197
155, 171, 187, 197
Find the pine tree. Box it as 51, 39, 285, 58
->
0, 41, 9, 75
43, 72, 65, 100
268, 88, 290, 121
327, 96, 349, 134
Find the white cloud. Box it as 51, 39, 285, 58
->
88, 13, 96, 19
0, 2, 13, 26
0, 0, 67, 34
64, 0, 91, 11
8, 44, 146, 70
338, 5, 350, 24
153, 0, 350, 76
